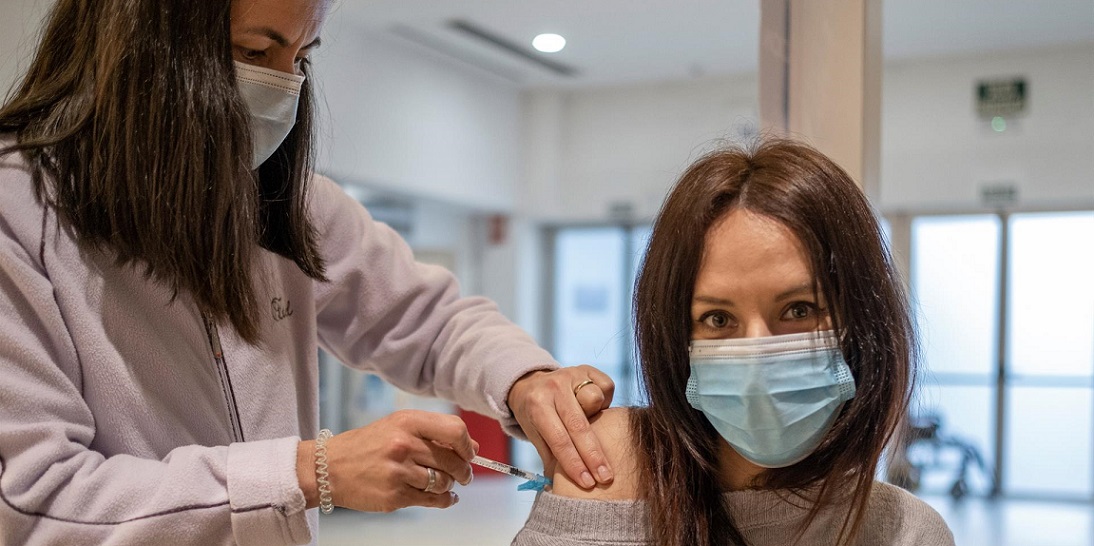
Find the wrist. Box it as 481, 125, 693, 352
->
314, 429, 335, 513
296, 440, 319, 509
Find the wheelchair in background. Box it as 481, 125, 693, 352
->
886, 412, 996, 500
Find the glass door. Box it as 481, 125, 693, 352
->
551, 225, 652, 407
910, 215, 1001, 496
1004, 212, 1094, 499
907, 210, 1094, 500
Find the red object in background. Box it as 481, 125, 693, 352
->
459, 409, 509, 477
488, 214, 508, 245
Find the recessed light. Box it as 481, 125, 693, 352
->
532, 33, 566, 53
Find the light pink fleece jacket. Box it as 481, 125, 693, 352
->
0, 146, 558, 545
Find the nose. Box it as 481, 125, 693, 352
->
741, 320, 774, 339
270, 54, 301, 76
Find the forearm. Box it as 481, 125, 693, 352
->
0, 437, 312, 545
312, 177, 558, 422
429, 296, 559, 422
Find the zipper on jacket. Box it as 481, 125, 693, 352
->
202, 314, 245, 443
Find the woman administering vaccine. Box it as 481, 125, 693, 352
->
0, 0, 614, 543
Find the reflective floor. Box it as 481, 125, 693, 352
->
923, 495, 1092, 546
318, 477, 1094, 546
319, 477, 531, 546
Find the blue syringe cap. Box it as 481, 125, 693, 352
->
517, 476, 552, 492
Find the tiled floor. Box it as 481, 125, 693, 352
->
319, 477, 1094, 546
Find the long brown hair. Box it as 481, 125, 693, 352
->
631, 138, 916, 545
0, 0, 325, 343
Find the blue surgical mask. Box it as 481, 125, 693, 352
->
234, 61, 305, 169
685, 331, 856, 468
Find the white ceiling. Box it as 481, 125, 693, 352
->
333, 0, 1094, 88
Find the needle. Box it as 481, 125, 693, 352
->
471, 455, 552, 490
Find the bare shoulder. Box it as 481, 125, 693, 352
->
549, 407, 642, 500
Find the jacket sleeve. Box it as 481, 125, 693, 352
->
310, 176, 558, 434
0, 205, 311, 545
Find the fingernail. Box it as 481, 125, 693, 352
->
581, 471, 595, 488
598, 465, 613, 482
452, 492, 460, 504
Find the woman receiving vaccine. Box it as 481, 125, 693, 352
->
514, 139, 955, 545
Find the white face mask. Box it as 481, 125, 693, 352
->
234, 61, 305, 169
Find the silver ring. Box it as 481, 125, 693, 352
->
424, 467, 437, 494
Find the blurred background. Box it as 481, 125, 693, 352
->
2, 0, 1092, 544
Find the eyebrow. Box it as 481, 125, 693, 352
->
243, 26, 322, 50
774, 283, 817, 302
693, 295, 734, 306
693, 283, 817, 307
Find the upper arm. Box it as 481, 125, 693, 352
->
549, 407, 642, 500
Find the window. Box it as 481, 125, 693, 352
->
911, 215, 1000, 495
1004, 212, 1094, 497
908, 210, 1094, 500
551, 225, 650, 407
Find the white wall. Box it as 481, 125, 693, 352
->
521, 74, 761, 222
307, 22, 529, 329
0, 0, 52, 97
307, 17, 533, 329
520, 43, 1094, 224
312, 21, 524, 212
880, 43, 1094, 212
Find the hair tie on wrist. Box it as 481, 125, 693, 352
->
315, 429, 334, 514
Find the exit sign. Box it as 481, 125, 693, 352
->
977, 78, 1026, 119
980, 182, 1019, 207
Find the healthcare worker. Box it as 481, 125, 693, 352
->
0, 0, 614, 543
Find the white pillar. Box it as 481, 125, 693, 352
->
759, 0, 883, 199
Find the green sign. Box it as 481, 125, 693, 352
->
977, 78, 1026, 119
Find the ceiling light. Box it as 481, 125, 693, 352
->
532, 33, 566, 53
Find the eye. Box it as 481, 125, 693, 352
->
782, 302, 819, 321
698, 310, 735, 330
237, 47, 266, 62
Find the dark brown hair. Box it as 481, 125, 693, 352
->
0, 0, 325, 343
631, 138, 915, 545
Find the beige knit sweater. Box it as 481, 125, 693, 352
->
512, 481, 954, 546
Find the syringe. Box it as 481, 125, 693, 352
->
471, 456, 552, 491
